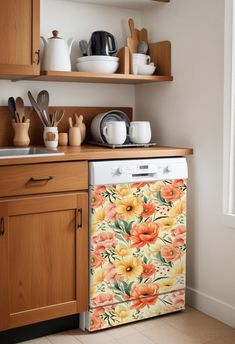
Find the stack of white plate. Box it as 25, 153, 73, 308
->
76, 56, 119, 74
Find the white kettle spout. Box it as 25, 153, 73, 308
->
68, 38, 74, 55
40, 36, 47, 47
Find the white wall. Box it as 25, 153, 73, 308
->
136, 0, 235, 327
0, 0, 139, 108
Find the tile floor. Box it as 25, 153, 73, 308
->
20, 307, 235, 344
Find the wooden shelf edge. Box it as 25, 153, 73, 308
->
25, 71, 173, 84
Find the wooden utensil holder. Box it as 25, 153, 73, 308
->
12, 122, 30, 147
117, 41, 171, 76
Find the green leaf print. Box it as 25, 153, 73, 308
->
123, 220, 134, 235
121, 281, 134, 297
156, 191, 169, 205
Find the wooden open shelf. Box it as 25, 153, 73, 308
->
25, 41, 172, 85
34, 71, 173, 84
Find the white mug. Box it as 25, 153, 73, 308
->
129, 121, 151, 144
103, 121, 127, 145
132, 53, 151, 75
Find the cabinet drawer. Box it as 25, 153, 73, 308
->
0, 161, 88, 197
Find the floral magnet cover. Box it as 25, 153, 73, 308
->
90, 180, 187, 308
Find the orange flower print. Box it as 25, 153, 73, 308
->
92, 293, 115, 307
173, 237, 185, 245
106, 264, 117, 282
105, 203, 117, 221
141, 264, 156, 278
161, 244, 182, 262
172, 179, 184, 188
94, 185, 106, 193
91, 251, 105, 269
141, 203, 156, 218
171, 225, 186, 245
131, 282, 159, 310
90, 313, 104, 331
93, 232, 117, 252
131, 182, 147, 189
91, 192, 105, 208
172, 290, 185, 308
171, 225, 186, 237
130, 221, 159, 248
161, 184, 183, 202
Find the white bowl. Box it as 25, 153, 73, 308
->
76, 60, 119, 74
76, 55, 119, 63
137, 64, 156, 75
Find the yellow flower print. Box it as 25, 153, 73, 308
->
158, 217, 175, 231
169, 200, 186, 218
145, 304, 162, 317
116, 184, 132, 197
93, 208, 105, 225
169, 261, 185, 278
158, 277, 176, 293
91, 224, 97, 234
144, 243, 162, 259
116, 256, 143, 281
145, 182, 165, 199
116, 197, 143, 220
114, 305, 133, 321
90, 285, 96, 298
93, 268, 105, 285
115, 245, 133, 257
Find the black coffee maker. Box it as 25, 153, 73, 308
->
89, 31, 117, 56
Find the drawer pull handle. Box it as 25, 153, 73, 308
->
0, 218, 5, 236
77, 208, 83, 229
29, 176, 53, 183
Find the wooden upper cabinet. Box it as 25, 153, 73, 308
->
0, 0, 40, 78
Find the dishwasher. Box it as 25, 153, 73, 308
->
80, 157, 188, 332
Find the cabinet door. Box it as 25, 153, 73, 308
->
0, 192, 88, 331
0, 0, 40, 78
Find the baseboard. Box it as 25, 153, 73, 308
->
186, 286, 235, 328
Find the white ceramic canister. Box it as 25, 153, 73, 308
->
43, 127, 58, 148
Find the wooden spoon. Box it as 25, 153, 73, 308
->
15, 97, 25, 123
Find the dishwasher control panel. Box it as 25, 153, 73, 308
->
89, 158, 188, 185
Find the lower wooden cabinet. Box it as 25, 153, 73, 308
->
0, 192, 88, 331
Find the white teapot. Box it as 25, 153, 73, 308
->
41, 30, 74, 71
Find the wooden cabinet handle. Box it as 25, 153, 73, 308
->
77, 208, 83, 229
0, 217, 5, 236
29, 176, 53, 183
34, 49, 40, 64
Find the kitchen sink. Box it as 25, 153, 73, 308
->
0, 147, 64, 159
